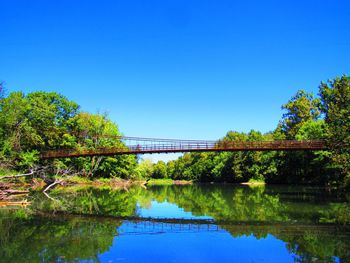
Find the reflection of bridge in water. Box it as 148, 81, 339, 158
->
123, 217, 342, 234
119, 220, 223, 236
41, 136, 327, 159
45, 212, 341, 236
119, 217, 342, 236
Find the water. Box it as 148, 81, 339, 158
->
1, 184, 349, 262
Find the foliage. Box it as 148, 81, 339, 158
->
0, 90, 137, 178
247, 178, 266, 184
135, 159, 153, 179
281, 90, 320, 139
0, 210, 120, 263
319, 75, 350, 187
18, 150, 39, 168
147, 178, 174, 185
151, 160, 168, 178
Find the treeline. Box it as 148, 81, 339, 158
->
0, 89, 138, 178
143, 76, 350, 187
0, 75, 349, 186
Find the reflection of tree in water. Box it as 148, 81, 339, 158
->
144, 184, 350, 224
286, 230, 350, 263
2, 211, 348, 263
31, 187, 142, 217
0, 210, 121, 263
143, 185, 350, 262
2, 185, 349, 262
28, 184, 350, 225
143, 184, 289, 222
221, 223, 350, 263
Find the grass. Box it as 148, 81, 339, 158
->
240, 178, 266, 186
55, 176, 147, 192
147, 178, 192, 186
147, 178, 174, 185
0, 168, 19, 177
64, 175, 92, 184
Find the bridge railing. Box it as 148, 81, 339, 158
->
125, 140, 325, 151
40, 139, 326, 159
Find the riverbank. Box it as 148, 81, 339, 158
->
64, 177, 192, 188
146, 178, 193, 186
0, 174, 194, 202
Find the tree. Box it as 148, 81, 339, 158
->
64, 112, 137, 178
136, 159, 154, 179
319, 75, 350, 186
26, 92, 79, 149
152, 161, 167, 178
0, 92, 31, 155
0, 91, 137, 178
277, 91, 324, 184
295, 119, 327, 140
281, 90, 320, 139
0, 91, 79, 161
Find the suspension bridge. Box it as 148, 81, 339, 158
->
40, 136, 327, 159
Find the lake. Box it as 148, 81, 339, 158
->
1, 184, 349, 262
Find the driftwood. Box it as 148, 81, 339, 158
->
0, 170, 34, 180
0, 201, 31, 207
42, 178, 67, 202
0, 182, 13, 189
43, 179, 64, 193
3, 189, 29, 195
0, 166, 76, 204
0, 181, 30, 201
0, 182, 11, 200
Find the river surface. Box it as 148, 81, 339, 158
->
1, 184, 350, 262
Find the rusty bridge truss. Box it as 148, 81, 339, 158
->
40, 136, 327, 159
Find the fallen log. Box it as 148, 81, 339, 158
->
0, 201, 31, 207
0, 182, 13, 190
0, 182, 30, 201
3, 189, 29, 195
0, 170, 34, 180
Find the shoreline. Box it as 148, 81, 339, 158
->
240, 182, 266, 186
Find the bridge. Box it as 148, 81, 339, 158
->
40, 136, 327, 159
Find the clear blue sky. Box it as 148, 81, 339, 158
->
1, 1, 349, 143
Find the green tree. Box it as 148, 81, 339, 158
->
295, 119, 327, 140
0, 91, 79, 163
63, 112, 137, 178
152, 160, 168, 178
281, 90, 320, 139
135, 159, 154, 179
319, 75, 350, 187
0, 91, 137, 178
26, 91, 79, 149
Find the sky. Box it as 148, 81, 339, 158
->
1, 0, 349, 162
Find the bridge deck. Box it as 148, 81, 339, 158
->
41, 139, 326, 159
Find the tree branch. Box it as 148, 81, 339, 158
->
43, 179, 63, 193
0, 170, 34, 180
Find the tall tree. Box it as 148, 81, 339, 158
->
152, 161, 168, 178
64, 112, 137, 178
281, 90, 320, 139
319, 75, 350, 186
